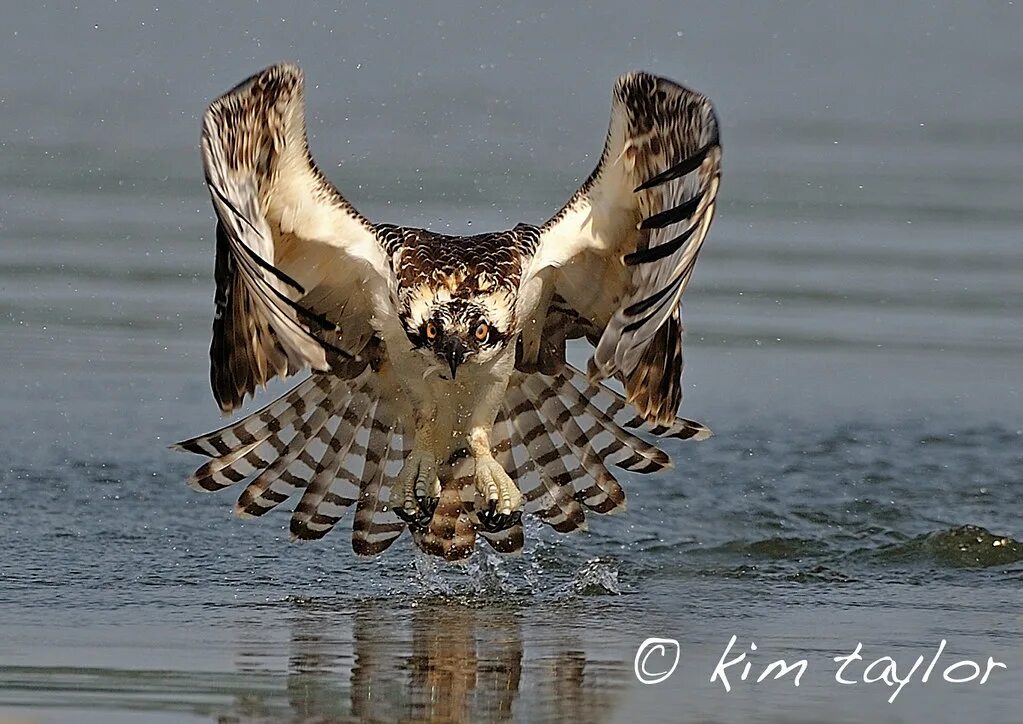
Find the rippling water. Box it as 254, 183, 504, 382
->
2, 2, 1022, 722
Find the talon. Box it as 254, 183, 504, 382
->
395, 448, 438, 527
395, 496, 435, 528
474, 457, 523, 533
416, 493, 438, 520
478, 508, 519, 533
394, 506, 418, 525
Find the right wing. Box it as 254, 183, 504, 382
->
520, 71, 721, 426
201, 63, 395, 412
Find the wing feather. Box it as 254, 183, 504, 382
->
201, 63, 394, 412
523, 71, 721, 425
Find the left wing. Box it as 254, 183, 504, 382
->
201, 64, 396, 412
521, 71, 721, 426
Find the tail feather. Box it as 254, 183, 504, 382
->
412, 453, 480, 560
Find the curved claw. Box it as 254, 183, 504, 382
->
478, 500, 522, 532
393, 505, 419, 525
413, 493, 438, 525
395, 501, 437, 528
394, 493, 438, 528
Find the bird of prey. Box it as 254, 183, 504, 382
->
175, 64, 721, 561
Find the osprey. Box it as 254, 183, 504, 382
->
175, 64, 721, 560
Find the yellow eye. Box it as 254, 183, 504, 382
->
474, 322, 490, 341
425, 321, 438, 340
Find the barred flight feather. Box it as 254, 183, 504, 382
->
565, 367, 712, 441
186, 439, 264, 492
174, 375, 334, 458
492, 408, 543, 514
529, 71, 721, 427
185, 383, 337, 493
234, 383, 349, 517
526, 374, 626, 514
352, 402, 407, 556
285, 413, 349, 537
505, 379, 588, 534
176, 360, 707, 559
289, 383, 376, 539
554, 370, 672, 473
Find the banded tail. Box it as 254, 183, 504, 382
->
174, 365, 710, 561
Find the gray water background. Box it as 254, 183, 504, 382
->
1, 2, 1022, 722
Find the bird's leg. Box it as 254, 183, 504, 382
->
394, 404, 440, 525
467, 373, 523, 532
469, 426, 523, 531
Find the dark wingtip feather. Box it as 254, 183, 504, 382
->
171, 439, 206, 455
634, 140, 716, 192
639, 191, 703, 230
623, 222, 699, 266
623, 314, 684, 428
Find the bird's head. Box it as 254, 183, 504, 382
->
401, 295, 513, 379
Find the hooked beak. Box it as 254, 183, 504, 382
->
442, 338, 469, 379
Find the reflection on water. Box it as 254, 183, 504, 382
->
0, 597, 625, 722
353, 603, 522, 722
220, 599, 621, 722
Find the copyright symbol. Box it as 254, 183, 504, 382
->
635, 637, 680, 684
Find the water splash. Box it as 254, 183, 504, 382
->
566, 557, 622, 596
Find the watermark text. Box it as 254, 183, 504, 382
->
635, 636, 1007, 702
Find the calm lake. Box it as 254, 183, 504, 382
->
2, 2, 1022, 722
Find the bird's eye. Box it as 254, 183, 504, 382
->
474, 321, 490, 342
425, 321, 439, 340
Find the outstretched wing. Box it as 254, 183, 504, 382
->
202, 63, 395, 412
522, 71, 721, 426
